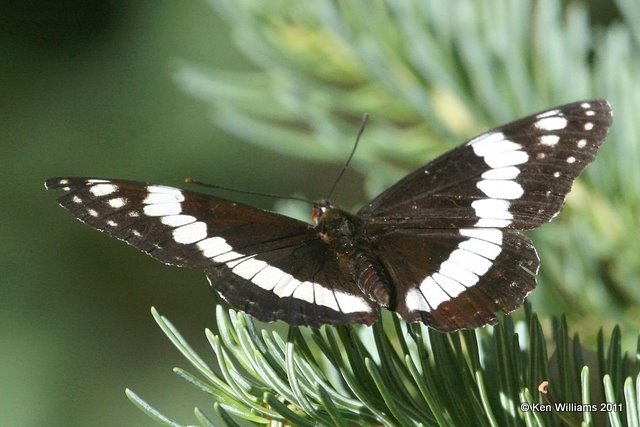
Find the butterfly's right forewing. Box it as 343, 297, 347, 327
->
45, 177, 377, 326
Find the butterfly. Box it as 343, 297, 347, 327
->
45, 100, 612, 331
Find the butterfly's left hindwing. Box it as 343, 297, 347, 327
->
370, 228, 539, 331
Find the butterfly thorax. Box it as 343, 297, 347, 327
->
312, 200, 393, 308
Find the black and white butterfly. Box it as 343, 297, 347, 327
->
45, 100, 612, 331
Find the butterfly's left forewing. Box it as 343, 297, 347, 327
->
359, 100, 612, 230
45, 177, 377, 326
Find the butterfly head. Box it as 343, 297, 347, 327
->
311, 200, 335, 225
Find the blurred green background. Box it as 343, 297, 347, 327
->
2, 1, 339, 425
3, 1, 638, 426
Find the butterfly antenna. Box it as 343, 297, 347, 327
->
326, 113, 369, 199
185, 178, 312, 204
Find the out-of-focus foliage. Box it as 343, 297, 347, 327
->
176, 0, 640, 336
127, 0, 640, 425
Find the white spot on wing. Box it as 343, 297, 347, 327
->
420, 277, 451, 309
87, 208, 98, 217
460, 228, 503, 245
432, 273, 466, 297
536, 109, 560, 119
214, 251, 244, 264
566, 156, 576, 164
470, 135, 520, 157
581, 102, 591, 109
471, 199, 512, 221
254, 273, 366, 313
272, 275, 299, 297
481, 166, 520, 180
269, 272, 294, 293
577, 139, 587, 148
108, 197, 126, 208
584, 122, 594, 130
438, 261, 478, 288
72, 195, 82, 204
251, 266, 284, 291
476, 180, 524, 200
144, 186, 185, 204
161, 214, 196, 227
539, 135, 560, 146
483, 150, 529, 168
106, 220, 118, 227
232, 258, 268, 280
535, 117, 568, 131
459, 238, 502, 260
87, 179, 109, 184
333, 291, 372, 313
449, 248, 492, 275
198, 236, 231, 258
292, 282, 315, 303
405, 288, 430, 312
90, 183, 118, 197
143, 202, 182, 216
314, 286, 339, 311
172, 221, 207, 244
466, 131, 505, 148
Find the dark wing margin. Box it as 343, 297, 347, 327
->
359, 100, 613, 230
45, 177, 377, 327
372, 227, 539, 332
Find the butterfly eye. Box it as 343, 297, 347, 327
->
311, 201, 333, 225
311, 205, 323, 225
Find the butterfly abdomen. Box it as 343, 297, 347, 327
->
347, 250, 394, 308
